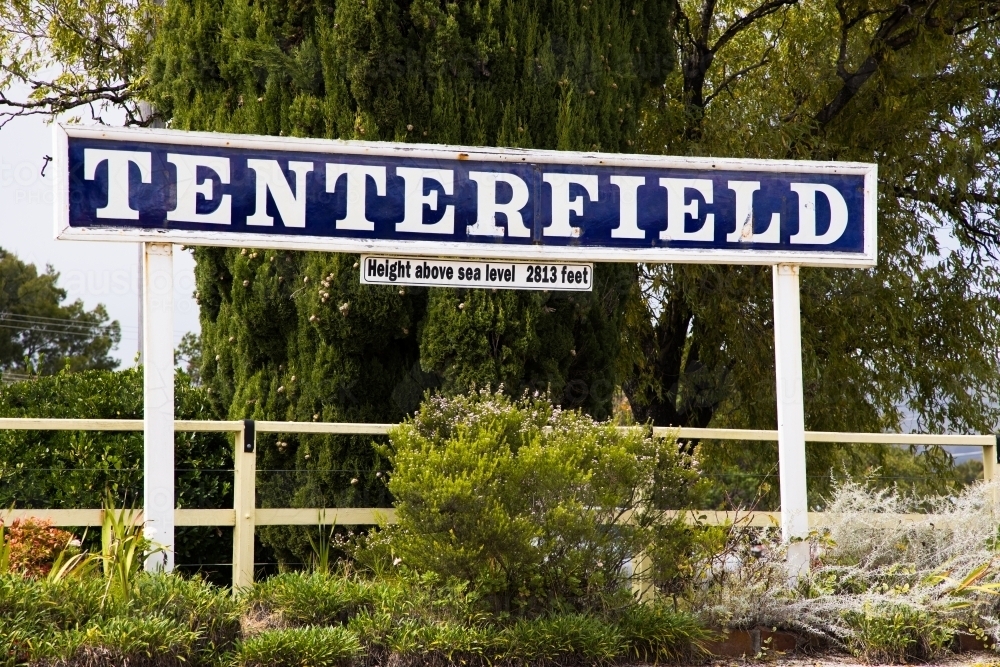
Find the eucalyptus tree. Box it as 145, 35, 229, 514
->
0, 0, 159, 126
624, 0, 1000, 435
623, 0, 1000, 498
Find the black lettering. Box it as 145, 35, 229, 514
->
583, 267, 589, 284
473, 268, 481, 280
367, 258, 378, 276
377, 262, 385, 277
406, 261, 412, 278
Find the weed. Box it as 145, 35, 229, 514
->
307, 510, 338, 575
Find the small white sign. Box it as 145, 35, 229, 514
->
360, 255, 593, 291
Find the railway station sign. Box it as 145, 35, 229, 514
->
56, 125, 876, 267
55, 124, 879, 577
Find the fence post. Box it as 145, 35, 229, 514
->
631, 550, 655, 604
232, 419, 256, 591
984, 437, 999, 512
984, 437, 997, 485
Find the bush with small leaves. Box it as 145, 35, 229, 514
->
381, 389, 701, 614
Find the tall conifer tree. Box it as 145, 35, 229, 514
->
149, 0, 673, 561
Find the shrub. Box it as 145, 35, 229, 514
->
380, 390, 701, 613
1, 518, 75, 578
386, 618, 495, 662
0, 573, 107, 633
240, 570, 711, 666
242, 571, 408, 629
843, 602, 955, 664
235, 626, 361, 667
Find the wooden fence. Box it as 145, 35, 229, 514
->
0, 418, 995, 588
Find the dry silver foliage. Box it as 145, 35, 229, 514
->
690, 480, 1000, 649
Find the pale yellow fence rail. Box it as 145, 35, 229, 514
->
0, 419, 994, 587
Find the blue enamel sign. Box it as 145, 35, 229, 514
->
55, 125, 876, 266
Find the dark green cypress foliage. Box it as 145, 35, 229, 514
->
150, 0, 672, 562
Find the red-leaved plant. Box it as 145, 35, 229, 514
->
0, 518, 75, 578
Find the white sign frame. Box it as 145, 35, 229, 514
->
54, 125, 877, 268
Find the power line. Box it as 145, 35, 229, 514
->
0, 314, 118, 335
0, 322, 117, 339
0, 312, 115, 327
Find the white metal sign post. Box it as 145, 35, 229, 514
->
142, 242, 175, 571
773, 265, 809, 577
54, 125, 876, 578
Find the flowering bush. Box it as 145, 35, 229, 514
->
375, 389, 703, 614
1, 518, 75, 578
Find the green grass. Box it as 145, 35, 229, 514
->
615, 600, 714, 662
499, 614, 624, 664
